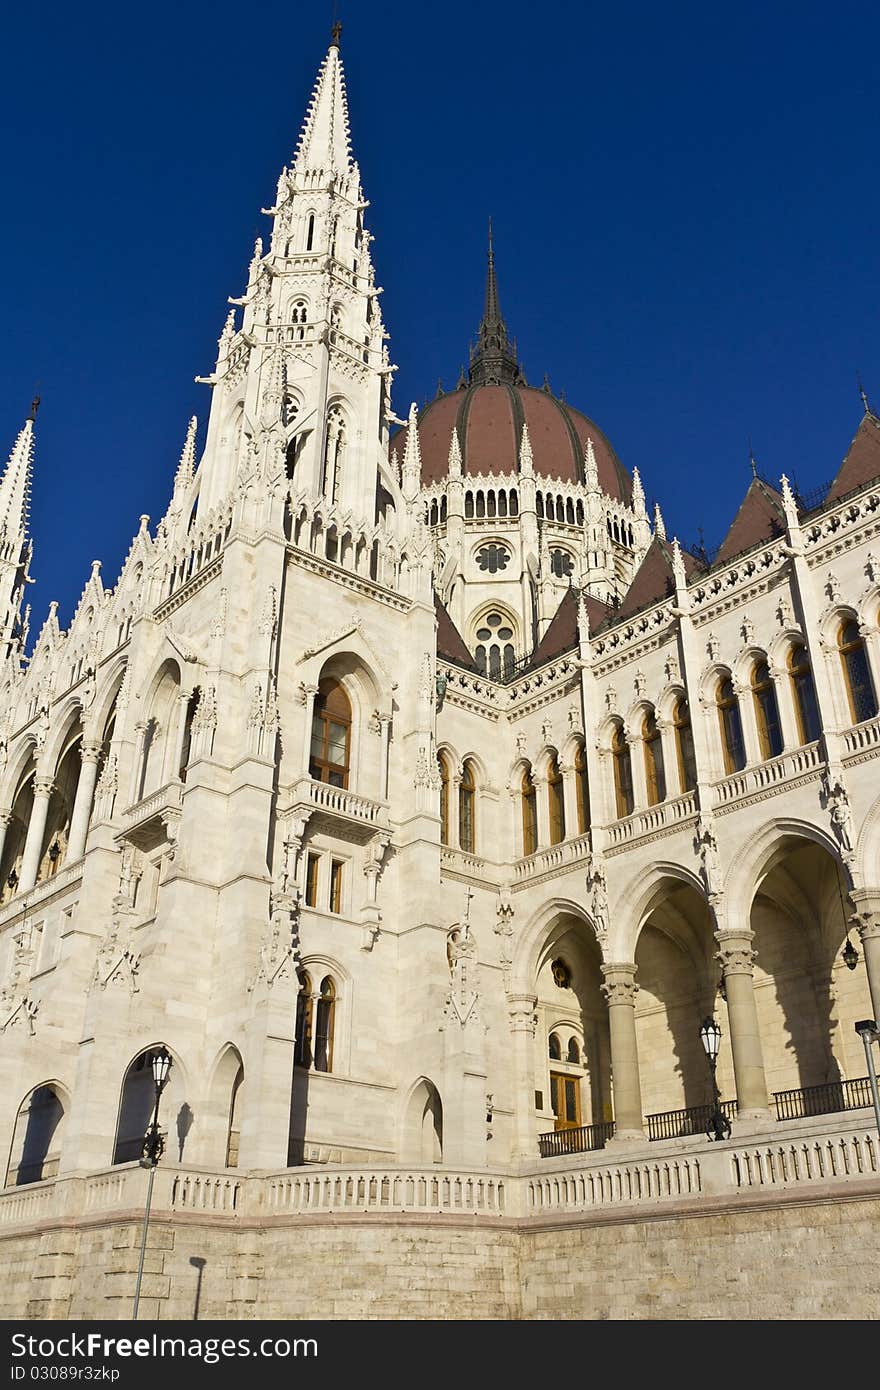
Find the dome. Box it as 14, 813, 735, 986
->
392, 381, 632, 503
391, 227, 633, 505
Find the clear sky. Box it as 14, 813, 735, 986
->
1, 0, 878, 633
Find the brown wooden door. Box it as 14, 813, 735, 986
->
549, 1072, 581, 1130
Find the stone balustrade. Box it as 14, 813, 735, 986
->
712, 741, 823, 810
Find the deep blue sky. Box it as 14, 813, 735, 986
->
2, 1, 878, 631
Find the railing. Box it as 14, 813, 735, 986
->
646, 1100, 738, 1142
302, 780, 386, 827
843, 715, 880, 759
605, 793, 697, 849
538, 1122, 615, 1158
263, 1168, 506, 1216
732, 1130, 878, 1189
513, 833, 591, 882
527, 1156, 702, 1213
713, 741, 823, 808
772, 1077, 873, 1122
123, 780, 183, 831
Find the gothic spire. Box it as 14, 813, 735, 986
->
293, 38, 353, 177
0, 407, 36, 545
469, 223, 523, 386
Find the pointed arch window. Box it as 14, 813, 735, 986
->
321, 406, 346, 504
438, 754, 450, 846
611, 724, 634, 818
717, 676, 746, 774
548, 1033, 562, 1061
314, 977, 335, 1073
474, 612, 516, 682
673, 697, 697, 792
521, 767, 538, 856
643, 708, 666, 805
575, 745, 590, 834
295, 972, 313, 1067
459, 761, 476, 854
548, 756, 565, 844
839, 619, 877, 724
305, 212, 315, 251
752, 659, 783, 760
788, 643, 820, 744
309, 679, 351, 788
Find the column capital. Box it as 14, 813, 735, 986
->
715, 929, 756, 976
601, 960, 639, 1005
506, 992, 538, 1035
0, 809, 13, 828
80, 742, 103, 764
33, 776, 55, 798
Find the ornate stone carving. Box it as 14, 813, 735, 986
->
714, 929, 756, 976
822, 769, 856, 861
600, 963, 639, 1007
585, 853, 609, 950
250, 890, 302, 992
441, 923, 481, 1031
506, 993, 538, 1036
695, 814, 721, 896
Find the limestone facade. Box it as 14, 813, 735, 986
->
1, 34, 880, 1318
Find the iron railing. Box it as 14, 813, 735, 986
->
772, 1076, 872, 1121
646, 1099, 738, 1142
538, 1121, 615, 1158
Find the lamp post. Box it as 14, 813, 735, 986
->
132, 1046, 172, 1320
854, 1021, 880, 1140
699, 1016, 731, 1141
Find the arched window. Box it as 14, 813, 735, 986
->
309, 679, 351, 788
314, 977, 335, 1073
788, 643, 820, 744
673, 696, 697, 792
305, 212, 315, 251
521, 767, 538, 856
178, 689, 200, 782
548, 1032, 561, 1060
321, 406, 346, 503
575, 745, 590, 834
551, 549, 574, 579
643, 708, 666, 805
295, 972, 313, 1067
752, 659, 783, 759
717, 676, 746, 774
548, 755, 565, 844
839, 619, 877, 724
459, 761, 476, 854
6, 1084, 66, 1186
291, 300, 308, 340
611, 724, 634, 818
438, 754, 450, 845
474, 612, 516, 682
567, 1037, 580, 1064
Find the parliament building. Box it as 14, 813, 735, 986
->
1, 34, 879, 1320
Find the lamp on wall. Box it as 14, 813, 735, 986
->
699, 1016, 732, 1142
132, 1045, 173, 1319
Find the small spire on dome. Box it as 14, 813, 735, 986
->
519, 422, 534, 476
748, 436, 758, 478
653, 502, 666, 541
631, 465, 646, 516
402, 402, 422, 500
584, 437, 599, 492
670, 537, 686, 588
468, 223, 523, 386
448, 428, 462, 478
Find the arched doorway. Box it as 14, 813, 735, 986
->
5, 1083, 68, 1186
402, 1079, 443, 1163
535, 914, 610, 1141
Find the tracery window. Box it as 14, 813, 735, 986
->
476, 544, 510, 574
459, 760, 476, 854
474, 612, 515, 681
673, 696, 697, 792
611, 724, 634, 818
717, 676, 746, 774
643, 708, 666, 805
550, 549, 574, 579
521, 767, 538, 856
309, 679, 351, 788
321, 405, 346, 503
788, 643, 820, 744
752, 660, 783, 760
548, 755, 565, 844
838, 619, 877, 724
314, 977, 335, 1073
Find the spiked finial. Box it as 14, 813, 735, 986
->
519, 421, 534, 476
671, 537, 686, 588
584, 437, 599, 491
293, 39, 353, 176
469, 223, 522, 386
749, 437, 758, 478
447, 428, 462, 479
175, 417, 198, 492
779, 473, 799, 527
577, 588, 590, 646
631, 465, 646, 516
858, 374, 873, 417
0, 415, 35, 543
653, 502, 666, 541
28, 396, 40, 422
402, 402, 422, 500
219, 309, 236, 355
330, 19, 342, 47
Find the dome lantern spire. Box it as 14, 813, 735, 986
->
468, 221, 523, 387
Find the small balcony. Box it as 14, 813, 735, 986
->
538, 1122, 615, 1158
120, 781, 183, 850
291, 777, 388, 842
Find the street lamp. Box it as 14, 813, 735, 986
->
132, 1046, 173, 1319
699, 1016, 731, 1142
854, 1021, 880, 1141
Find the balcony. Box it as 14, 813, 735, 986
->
605, 792, 697, 852
120, 780, 183, 850
291, 777, 388, 842
713, 741, 823, 811
538, 1122, 615, 1158
514, 832, 591, 884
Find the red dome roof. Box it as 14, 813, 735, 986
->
392, 382, 632, 504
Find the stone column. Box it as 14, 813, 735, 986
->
735, 679, 761, 765
770, 662, 800, 750
559, 760, 578, 839
849, 890, 880, 1022
0, 810, 12, 869
657, 719, 678, 797
450, 773, 462, 850
300, 683, 318, 771
715, 928, 771, 1121
601, 962, 644, 1140
507, 993, 539, 1158
19, 777, 54, 893
533, 774, 550, 849
627, 734, 648, 810
170, 690, 191, 782
379, 715, 392, 799
66, 744, 102, 863
129, 722, 148, 804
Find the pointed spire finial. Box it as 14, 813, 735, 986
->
519, 421, 534, 476
293, 37, 353, 176
631, 465, 646, 516
330, 18, 342, 47
858, 373, 873, 416
448, 428, 462, 478
584, 437, 599, 491
174, 417, 198, 493
671, 537, 686, 588
402, 402, 422, 500
653, 502, 666, 541
468, 223, 521, 386
748, 436, 757, 477
29, 396, 40, 422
